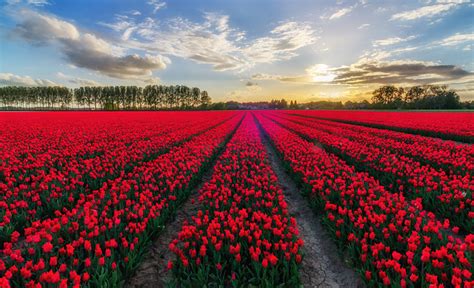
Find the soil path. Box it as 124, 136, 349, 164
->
126, 116, 244, 287
126, 171, 209, 288
255, 117, 364, 288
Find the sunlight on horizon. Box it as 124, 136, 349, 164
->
0, 0, 472, 102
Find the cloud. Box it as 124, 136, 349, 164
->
245, 81, 258, 87
438, 33, 474, 46
391, 1, 468, 21
252, 73, 311, 84
435, 0, 470, 3
143, 77, 161, 84
358, 24, 370, 29
373, 36, 416, 46
252, 64, 338, 84
109, 13, 246, 71
307, 64, 337, 82
252, 73, 279, 81
0, 73, 58, 86
252, 56, 472, 87
332, 59, 472, 85
61, 45, 168, 79
242, 21, 317, 64
228, 84, 262, 99
123, 14, 317, 71
6, 0, 50, 6
14, 10, 80, 44
56, 72, 101, 86
147, 0, 166, 13
328, 7, 353, 20
13, 10, 169, 80
99, 15, 138, 41
27, 0, 49, 5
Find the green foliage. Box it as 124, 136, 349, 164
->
0, 85, 211, 110
371, 84, 463, 110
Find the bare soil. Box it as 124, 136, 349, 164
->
127, 117, 364, 288
125, 172, 210, 288
257, 123, 365, 288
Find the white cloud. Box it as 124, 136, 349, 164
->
99, 15, 139, 41
147, 0, 166, 13
358, 23, 370, 29
27, 0, 49, 5
373, 35, 416, 46
242, 21, 317, 64
391, 1, 468, 21
436, 0, 470, 3
12, 8, 316, 79
406, 73, 444, 80
56, 72, 101, 86
6, 0, 50, 6
307, 64, 337, 82
13, 10, 169, 80
328, 7, 353, 20
135, 13, 249, 71
121, 14, 317, 71
143, 77, 161, 84
0, 73, 58, 86
254, 65, 338, 84
15, 9, 80, 43
438, 33, 474, 46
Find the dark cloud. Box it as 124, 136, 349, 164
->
13, 10, 168, 80
61, 40, 167, 79
253, 60, 473, 88
333, 61, 472, 84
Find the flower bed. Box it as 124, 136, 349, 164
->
169, 115, 303, 287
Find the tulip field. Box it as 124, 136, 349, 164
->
0, 111, 472, 287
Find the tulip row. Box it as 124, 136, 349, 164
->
255, 113, 473, 287
169, 115, 303, 287
2, 112, 230, 176
284, 113, 474, 176
266, 113, 473, 232
289, 110, 474, 143
0, 112, 243, 287
0, 112, 236, 243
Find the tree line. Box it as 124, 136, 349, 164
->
215, 85, 471, 110
370, 85, 466, 109
0, 85, 211, 110
0, 84, 471, 111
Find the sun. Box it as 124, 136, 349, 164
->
308, 64, 337, 83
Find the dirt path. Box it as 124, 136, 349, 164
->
255, 118, 364, 288
126, 171, 209, 288
126, 117, 245, 288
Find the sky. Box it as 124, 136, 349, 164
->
0, 0, 473, 102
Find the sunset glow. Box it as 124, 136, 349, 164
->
1, 0, 472, 102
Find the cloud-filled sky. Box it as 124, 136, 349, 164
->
0, 0, 473, 102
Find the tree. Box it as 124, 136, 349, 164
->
371, 85, 404, 109
200, 90, 211, 109
405, 86, 424, 109
0, 84, 212, 110
191, 87, 201, 108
